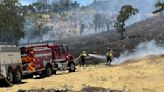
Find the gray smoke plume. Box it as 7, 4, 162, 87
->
112, 40, 164, 65
19, 0, 159, 44
19, 17, 41, 44
89, 40, 164, 65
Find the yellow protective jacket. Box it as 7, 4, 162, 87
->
106, 50, 113, 58
81, 53, 87, 57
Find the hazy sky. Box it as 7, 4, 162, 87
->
72, 0, 94, 6
20, 0, 34, 5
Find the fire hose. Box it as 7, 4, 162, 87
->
73, 54, 107, 64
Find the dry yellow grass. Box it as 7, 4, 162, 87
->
0, 56, 164, 92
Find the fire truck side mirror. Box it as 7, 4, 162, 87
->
30, 50, 34, 55
67, 46, 69, 52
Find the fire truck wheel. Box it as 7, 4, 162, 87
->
45, 65, 52, 77
7, 71, 14, 83
14, 70, 22, 83
69, 61, 75, 72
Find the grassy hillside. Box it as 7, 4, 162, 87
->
60, 15, 164, 57
0, 55, 163, 92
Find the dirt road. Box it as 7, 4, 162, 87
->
0, 56, 164, 92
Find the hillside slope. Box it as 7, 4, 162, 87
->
0, 55, 163, 92
60, 15, 164, 57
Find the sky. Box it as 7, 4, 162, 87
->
72, 0, 94, 6
20, 0, 35, 5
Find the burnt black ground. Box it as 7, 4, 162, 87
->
17, 87, 122, 92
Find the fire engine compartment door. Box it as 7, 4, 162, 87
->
34, 47, 52, 70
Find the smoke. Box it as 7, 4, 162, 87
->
112, 40, 164, 65
19, 17, 42, 44
19, 0, 158, 44
89, 0, 157, 25
89, 40, 164, 65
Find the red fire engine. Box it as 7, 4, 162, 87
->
20, 42, 75, 77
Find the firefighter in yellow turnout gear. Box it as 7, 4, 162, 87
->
106, 49, 113, 66
80, 51, 88, 67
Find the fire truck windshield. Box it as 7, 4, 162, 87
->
20, 47, 28, 54
61, 45, 69, 53
60, 46, 65, 53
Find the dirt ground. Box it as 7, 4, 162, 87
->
0, 56, 164, 92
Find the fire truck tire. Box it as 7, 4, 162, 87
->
7, 71, 14, 83
14, 70, 22, 83
69, 61, 75, 72
45, 65, 52, 77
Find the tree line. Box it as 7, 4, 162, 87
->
21, 0, 79, 14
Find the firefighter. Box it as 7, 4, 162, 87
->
80, 51, 88, 67
106, 49, 113, 66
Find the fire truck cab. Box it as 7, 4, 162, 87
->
20, 42, 75, 77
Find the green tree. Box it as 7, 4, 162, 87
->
0, 0, 24, 44
115, 5, 138, 40
21, 5, 36, 15
93, 13, 104, 33
153, 0, 164, 14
